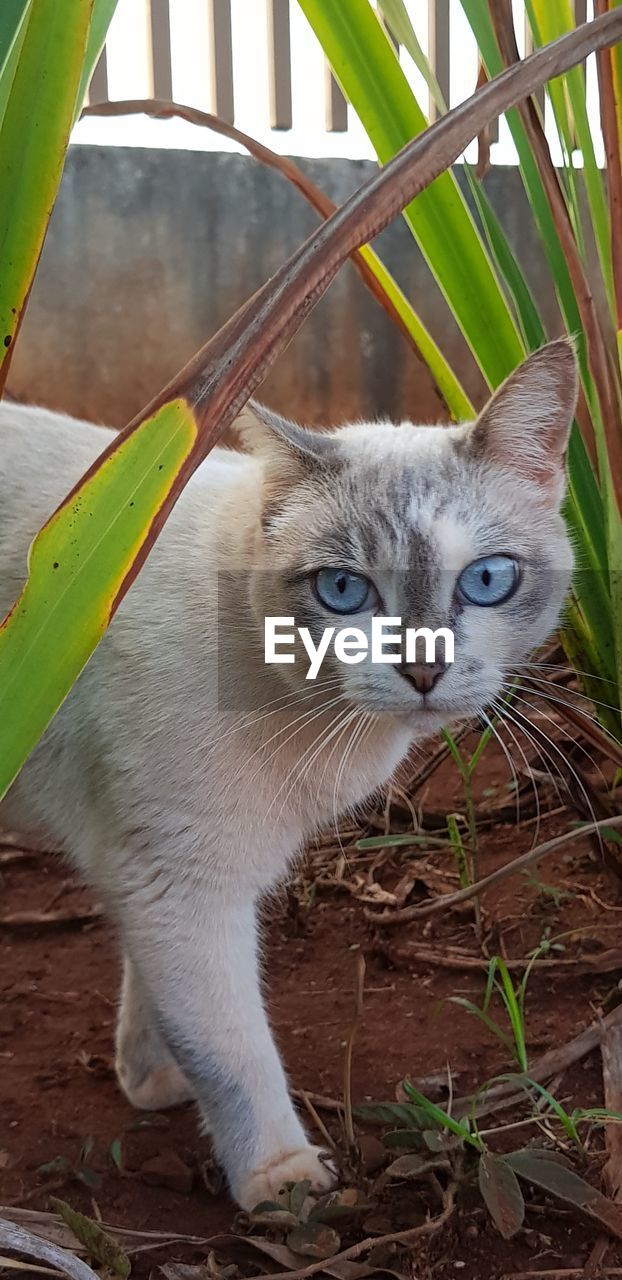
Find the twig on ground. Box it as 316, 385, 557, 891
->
603, 1023, 622, 1200
0, 1219, 97, 1280
0, 907, 103, 931
291, 1088, 343, 1115
0, 1208, 213, 1253
343, 954, 366, 1149
0, 850, 44, 867
365, 813, 622, 926
376, 942, 622, 977
502, 1272, 622, 1278
297, 1091, 337, 1151
584, 1237, 611, 1278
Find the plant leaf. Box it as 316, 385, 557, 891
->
354, 1101, 429, 1130
299, 0, 526, 388
49, 1201, 130, 1279
0, 0, 92, 391
386, 1152, 451, 1180
109, 1138, 123, 1171
505, 1150, 622, 1239
478, 1151, 525, 1239
288, 1179, 312, 1219
75, 0, 118, 119
286, 1223, 341, 1259
0, 1, 30, 130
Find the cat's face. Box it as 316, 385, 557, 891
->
242, 341, 577, 739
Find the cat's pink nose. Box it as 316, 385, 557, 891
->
401, 662, 446, 695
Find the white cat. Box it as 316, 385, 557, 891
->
0, 341, 576, 1208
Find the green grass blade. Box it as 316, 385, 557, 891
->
377, 0, 446, 115
449, 996, 517, 1061
299, 0, 526, 388
378, 0, 546, 354
459, 0, 586, 355
494, 959, 528, 1071
379, 0, 546, 356
401, 1081, 479, 1145
465, 170, 547, 349
482, 957, 499, 1014
446, 813, 470, 888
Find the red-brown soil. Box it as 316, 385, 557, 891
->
2, 737, 622, 1280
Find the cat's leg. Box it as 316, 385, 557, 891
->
115, 956, 194, 1111
123, 891, 333, 1209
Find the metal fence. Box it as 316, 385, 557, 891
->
84, 0, 596, 159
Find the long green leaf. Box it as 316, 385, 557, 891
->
377, 0, 547, 357
527, 0, 615, 320
378, 0, 446, 116
0, 0, 29, 71
0, 0, 92, 387
0, 401, 198, 792
75, 0, 118, 120
459, 0, 586, 355
299, 0, 527, 388
0, 1, 30, 135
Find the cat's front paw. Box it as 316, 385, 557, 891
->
236, 1145, 335, 1210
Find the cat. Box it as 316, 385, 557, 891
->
0, 339, 576, 1209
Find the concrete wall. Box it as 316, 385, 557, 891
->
8, 145, 560, 429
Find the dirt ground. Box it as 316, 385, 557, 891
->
2, 733, 622, 1280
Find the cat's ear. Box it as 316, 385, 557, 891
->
468, 339, 578, 504
236, 400, 339, 506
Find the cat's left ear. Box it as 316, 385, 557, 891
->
236, 400, 339, 498
468, 339, 578, 505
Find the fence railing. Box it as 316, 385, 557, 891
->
84, 0, 599, 161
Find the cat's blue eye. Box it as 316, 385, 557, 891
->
314, 568, 374, 614
457, 555, 520, 607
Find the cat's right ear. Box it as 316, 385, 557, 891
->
466, 339, 578, 507
236, 400, 339, 510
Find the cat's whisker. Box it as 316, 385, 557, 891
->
331, 711, 374, 855
500, 681, 608, 787
490, 694, 549, 841
239, 693, 349, 797
490, 696, 564, 811
220, 690, 347, 802
522, 660, 616, 686
267, 703, 357, 823
511, 668, 621, 717
219, 677, 344, 740
493, 698, 603, 848
479, 709, 529, 834
308, 706, 368, 841
315, 706, 364, 833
